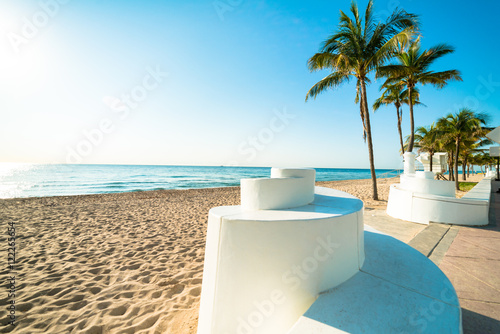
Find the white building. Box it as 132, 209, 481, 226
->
416, 152, 448, 173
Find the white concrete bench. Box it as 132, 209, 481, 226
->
198, 168, 462, 333
462, 176, 492, 201
198, 168, 364, 333
387, 176, 492, 226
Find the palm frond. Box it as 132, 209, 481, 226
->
307, 52, 338, 71
305, 71, 351, 101
371, 26, 417, 67
417, 69, 462, 88
363, 0, 376, 41
376, 64, 407, 79
370, 8, 419, 49
418, 44, 456, 70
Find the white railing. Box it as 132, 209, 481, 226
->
377, 169, 403, 179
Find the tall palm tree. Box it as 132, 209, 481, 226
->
305, 0, 418, 200
437, 108, 488, 190
413, 123, 440, 171
377, 40, 462, 153
373, 84, 422, 154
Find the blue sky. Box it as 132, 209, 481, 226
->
1, 0, 499, 169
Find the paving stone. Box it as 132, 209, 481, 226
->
429, 226, 460, 265
439, 258, 500, 304
408, 223, 450, 257
445, 235, 500, 260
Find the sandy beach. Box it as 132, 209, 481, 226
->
0, 174, 484, 333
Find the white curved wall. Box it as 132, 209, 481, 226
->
387, 177, 491, 226
198, 185, 364, 334
398, 174, 455, 197
416, 171, 435, 180
241, 168, 315, 211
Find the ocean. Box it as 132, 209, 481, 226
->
0, 164, 401, 199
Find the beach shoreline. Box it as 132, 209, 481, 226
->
0, 175, 482, 333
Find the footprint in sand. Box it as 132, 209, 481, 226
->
188, 286, 201, 297
109, 305, 128, 316
189, 278, 202, 285
124, 313, 160, 332
46, 287, 64, 296
97, 301, 112, 309
116, 291, 134, 299
150, 290, 162, 299
88, 287, 102, 295
88, 267, 102, 275
166, 284, 185, 298
125, 263, 142, 270
81, 325, 103, 334
69, 300, 87, 311
16, 302, 33, 312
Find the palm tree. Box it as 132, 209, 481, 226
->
458, 143, 473, 180
458, 130, 493, 180
475, 152, 496, 175
413, 123, 440, 171
472, 153, 487, 175
305, 0, 418, 200
434, 122, 456, 181
373, 84, 422, 154
377, 40, 462, 153
469, 153, 482, 175
437, 108, 489, 190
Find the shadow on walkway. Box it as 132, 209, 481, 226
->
462, 308, 500, 334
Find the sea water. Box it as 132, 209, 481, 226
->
0, 163, 401, 199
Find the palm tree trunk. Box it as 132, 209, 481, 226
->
448, 151, 453, 181
407, 85, 415, 153
455, 139, 460, 191
361, 80, 378, 201
397, 107, 404, 155
429, 151, 434, 172
449, 151, 454, 181
462, 155, 468, 180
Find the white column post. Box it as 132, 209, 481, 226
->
404, 152, 416, 175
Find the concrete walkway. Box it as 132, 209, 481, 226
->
439, 190, 500, 334
364, 187, 500, 333
364, 208, 425, 243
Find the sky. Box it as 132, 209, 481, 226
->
1, 0, 499, 169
